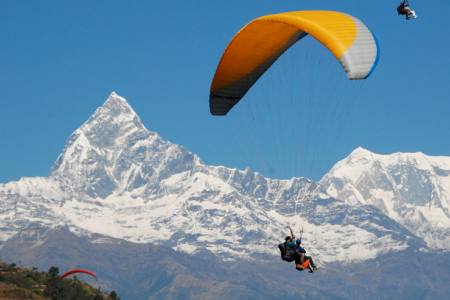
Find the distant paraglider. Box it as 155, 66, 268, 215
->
60, 268, 97, 281
397, 1, 417, 20
209, 11, 379, 116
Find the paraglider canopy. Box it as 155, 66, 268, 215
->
209, 11, 379, 116
59, 268, 97, 280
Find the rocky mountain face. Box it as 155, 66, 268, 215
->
320, 147, 450, 249
0, 92, 426, 264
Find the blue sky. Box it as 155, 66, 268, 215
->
1, 0, 449, 182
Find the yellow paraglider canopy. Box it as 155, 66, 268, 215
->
210, 11, 379, 115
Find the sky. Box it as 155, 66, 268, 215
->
1, 0, 450, 182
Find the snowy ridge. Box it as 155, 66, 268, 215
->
320, 147, 450, 249
0, 92, 437, 264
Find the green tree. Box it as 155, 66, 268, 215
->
48, 266, 59, 279
109, 290, 119, 299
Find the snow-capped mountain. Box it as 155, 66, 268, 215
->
0, 92, 440, 265
320, 147, 450, 249
50, 92, 199, 199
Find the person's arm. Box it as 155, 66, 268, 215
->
289, 226, 295, 240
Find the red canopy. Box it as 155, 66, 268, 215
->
60, 268, 97, 280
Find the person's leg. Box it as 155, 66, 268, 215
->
306, 256, 316, 269
299, 252, 305, 264
304, 256, 315, 272
294, 253, 305, 271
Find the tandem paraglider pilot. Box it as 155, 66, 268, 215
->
279, 232, 317, 273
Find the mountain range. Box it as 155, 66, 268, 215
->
1, 92, 449, 299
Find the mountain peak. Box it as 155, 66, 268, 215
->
108, 91, 122, 99
50, 92, 151, 190
50, 92, 198, 199
349, 147, 373, 157
103, 91, 129, 107
321, 147, 450, 250
76, 92, 148, 146
91, 91, 140, 125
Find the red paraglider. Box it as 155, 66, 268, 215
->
59, 268, 97, 280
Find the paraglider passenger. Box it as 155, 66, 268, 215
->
295, 239, 317, 273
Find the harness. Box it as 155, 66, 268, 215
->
278, 242, 296, 262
